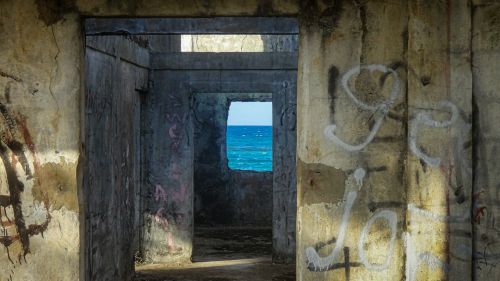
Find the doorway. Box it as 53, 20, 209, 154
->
83, 17, 298, 281
193, 97, 273, 264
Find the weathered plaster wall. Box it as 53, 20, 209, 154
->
192, 93, 273, 227
141, 70, 194, 265
296, 0, 476, 281
0, 1, 80, 281
472, 1, 500, 279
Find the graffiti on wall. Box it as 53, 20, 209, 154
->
324, 64, 467, 167
409, 101, 459, 167
151, 91, 190, 254
306, 64, 474, 279
154, 182, 184, 254
305, 170, 399, 273
0, 101, 51, 266
324, 65, 401, 152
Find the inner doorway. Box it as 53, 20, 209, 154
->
83, 17, 298, 281
193, 98, 273, 264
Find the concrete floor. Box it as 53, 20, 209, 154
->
135, 227, 295, 281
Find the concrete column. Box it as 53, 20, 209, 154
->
472, 1, 500, 280
407, 1, 472, 280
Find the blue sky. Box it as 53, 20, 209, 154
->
227, 102, 272, 126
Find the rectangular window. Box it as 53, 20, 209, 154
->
181, 34, 298, 52
227, 101, 272, 171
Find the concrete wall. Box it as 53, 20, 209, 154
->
0, 1, 498, 281
296, 1, 475, 280
229, 170, 274, 226
141, 70, 194, 265
83, 35, 147, 281
192, 93, 273, 227
473, 1, 500, 279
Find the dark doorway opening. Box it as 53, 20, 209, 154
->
192, 96, 274, 265
83, 17, 298, 281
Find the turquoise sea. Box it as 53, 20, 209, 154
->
227, 126, 272, 171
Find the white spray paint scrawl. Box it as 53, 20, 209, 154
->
409, 101, 459, 167
405, 232, 447, 281
324, 64, 401, 152
306, 167, 398, 273
324, 64, 463, 169
358, 210, 398, 271
310, 64, 469, 276
354, 167, 366, 189
305, 191, 357, 272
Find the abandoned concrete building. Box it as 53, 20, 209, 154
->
0, 1, 499, 281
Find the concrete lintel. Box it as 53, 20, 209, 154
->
85, 17, 299, 35
151, 52, 298, 70
86, 36, 150, 68
152, 70, 296, 93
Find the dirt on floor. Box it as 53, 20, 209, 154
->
135, 227, 295, 281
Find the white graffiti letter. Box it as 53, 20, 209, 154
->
305, 191, 357, 271
358, 210, 398, 271
405, 233, 447, 281
354, 167, 366, 189
409, 101, 458, 167
324, 64, 401, 152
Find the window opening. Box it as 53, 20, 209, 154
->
227, 101, 272, 172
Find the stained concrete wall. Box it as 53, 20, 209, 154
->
141, 70, 194, 265
296, 1, 474, 280
0, 2, 81, 281
192, 93, 273, 227
0, 1, 498, 281
83, 35, 147, 281
473, 1, 500, 279
229, 170, 273, 226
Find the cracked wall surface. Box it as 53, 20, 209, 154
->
0, 0, 498, 281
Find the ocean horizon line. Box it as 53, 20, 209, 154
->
227, 125, 272, 126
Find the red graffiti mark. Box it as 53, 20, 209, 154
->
0, 220, 15, 227
472, 190, 486, 224
0, 106, 51, 265
474, 206, 487, 224
14, 115, 40, 173
155, 184, 168, 203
